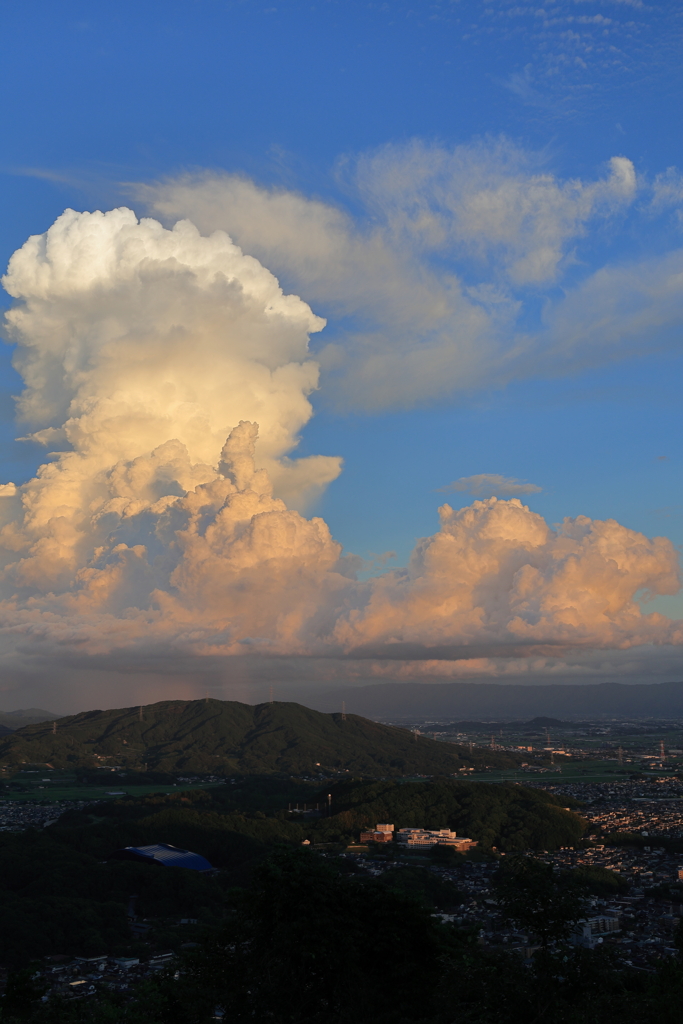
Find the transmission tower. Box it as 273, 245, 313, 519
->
341, 701, 346, 721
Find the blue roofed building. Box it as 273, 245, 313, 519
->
108, 843, 214, 871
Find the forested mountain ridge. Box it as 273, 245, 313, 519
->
0, 699, 525, 775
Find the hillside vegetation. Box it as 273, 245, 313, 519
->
0, 698, 526, 775
53, 776, 586, 862
0, 775, 585, 967
320, 778, 586, 850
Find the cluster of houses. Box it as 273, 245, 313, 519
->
0, 799, 74, 831
343, 841, 683, 967
25, 951, 177, 1002
349, 775, 683, 970
529, 776, 683, 839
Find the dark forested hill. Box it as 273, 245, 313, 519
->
0, 775, 585, 967
47, 776, 585, 856
318, 778, 586, 850
0, 699, 525, 776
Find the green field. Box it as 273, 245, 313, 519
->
466, 760, 678, 784
1, 779, 226, 803
3, 759, 677, 803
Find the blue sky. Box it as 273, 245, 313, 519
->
0, 0, 682, 709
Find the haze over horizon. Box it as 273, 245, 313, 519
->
0, 1, 682, 715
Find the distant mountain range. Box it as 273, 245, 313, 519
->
0, 709, 58, 736
292, 681, 683, 721
0, 699, 525, 775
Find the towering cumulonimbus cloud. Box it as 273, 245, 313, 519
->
0, 208, 681, 693
2, 207, 341, 516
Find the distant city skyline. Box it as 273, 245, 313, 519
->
0, 1, 682, 712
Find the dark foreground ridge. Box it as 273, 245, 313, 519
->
0, 699, 525, 775
0, 776, 586, 971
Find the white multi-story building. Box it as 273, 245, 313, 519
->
570, 916, 621, 949
396, 828, 476, 851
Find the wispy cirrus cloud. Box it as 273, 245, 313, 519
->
135, 138, 683, 413
484, 0, 676, 110
437, 474, 542, 498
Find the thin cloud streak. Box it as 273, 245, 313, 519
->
437, 474, 542, 498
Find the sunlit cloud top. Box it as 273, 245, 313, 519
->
0, 198, 680, 710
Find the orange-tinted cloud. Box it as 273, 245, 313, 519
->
0, 208, 680, 699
